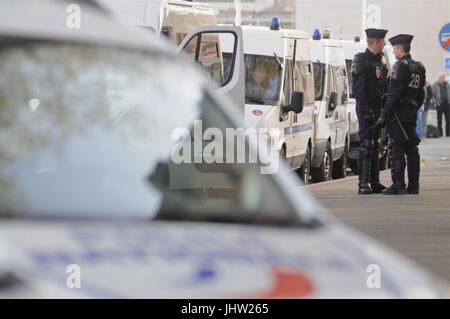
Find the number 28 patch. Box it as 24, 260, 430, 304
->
408, 73, 420, 89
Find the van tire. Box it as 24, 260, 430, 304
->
332, 142, 348, 179
279, 145, 287, 170
280, 146, 286, 162
297, 145, 311, 185
311, 142, 333, 183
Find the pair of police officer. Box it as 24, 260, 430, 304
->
352, 28, 426, 195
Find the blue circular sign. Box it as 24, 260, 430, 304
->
439, 23, 450, 51
252, 109, 263, 116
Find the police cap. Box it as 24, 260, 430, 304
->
389, 34, 414, 46
365, 28, 388, 39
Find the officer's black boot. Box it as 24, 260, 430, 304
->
370, 142, 386, 193
406, 144, 421, 194
407, 182, 420, 194
358, 140, 373, 194
382, 142, 407, 195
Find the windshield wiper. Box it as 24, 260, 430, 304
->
273, 53, 283, 70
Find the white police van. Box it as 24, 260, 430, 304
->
308, 33, 350, 182
178, 19, 316, 184
98, 0, 217, 45
341, 38, 395, 173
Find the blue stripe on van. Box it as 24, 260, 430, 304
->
290, 123, 313, 134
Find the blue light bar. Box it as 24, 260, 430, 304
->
270, 16, 281, 30
313, 28, 321, 40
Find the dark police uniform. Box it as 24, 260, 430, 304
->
351, 28, 389, 194
376, 34, 426, 195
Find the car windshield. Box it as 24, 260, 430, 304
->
244, 54, 282, 105
0, 42, 303, 226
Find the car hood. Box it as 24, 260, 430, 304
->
0, 220, 440, 298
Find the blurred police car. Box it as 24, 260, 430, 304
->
0, 0, 444, 298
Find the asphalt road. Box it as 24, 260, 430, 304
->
307, 136, 450, 285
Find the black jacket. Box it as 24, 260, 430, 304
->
351, 48, 389, 120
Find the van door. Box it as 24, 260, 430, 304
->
280, 57, 295, 166
292, 39, 314, 168
325, 64, 338, 153
333, 64, 349, 157
177, 26, 245, 107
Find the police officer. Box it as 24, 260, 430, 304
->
351, 28, 389, 194
376, 34, 426, 195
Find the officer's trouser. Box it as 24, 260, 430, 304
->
388, 116, 420, 186
358, 117, 381, 185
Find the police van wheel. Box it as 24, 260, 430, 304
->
279, 146, 286, 162
297, 146, 311, 185
311, 142, 333, 183
332, 142, 348, 179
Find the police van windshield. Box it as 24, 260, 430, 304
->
0, 42, 306, 227
244, 54, 283, 105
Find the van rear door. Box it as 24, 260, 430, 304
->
177, 26, 245, 107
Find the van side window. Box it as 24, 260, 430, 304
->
333, 65, 348, 105
304, 62, 315, 104
326, 65, 336, 115
345, 59, 353, 98
293, 61, 304, 95
327, 65, 335, 93
182, 32, 237, 87
183, 34, 199, 61
199, 40, 222, 84
283, 59, 294, 106
294, 61, 315, 105
313, 62, 325, 101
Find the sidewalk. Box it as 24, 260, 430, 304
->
307, 137, 450, 282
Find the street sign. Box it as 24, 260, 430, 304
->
439, 23, 450, 51
445, 56, 450, 70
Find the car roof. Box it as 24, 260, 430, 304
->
0, 0, 171, 55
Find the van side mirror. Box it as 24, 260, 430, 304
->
160, 28, 171, 39
148, 162, 170, 191
341, 93, 348, 105
286, 91, 304, 114
329, 91, 338, 111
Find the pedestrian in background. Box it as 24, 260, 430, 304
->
422, 81, 433, 137
416, 104, 424, 138
431, 72, 450, 137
